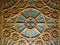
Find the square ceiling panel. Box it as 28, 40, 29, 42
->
0, 0, 60, 45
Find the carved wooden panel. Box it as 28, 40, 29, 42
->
0, 0, 60, 45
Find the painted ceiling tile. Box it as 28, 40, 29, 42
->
1, 0, 59, 45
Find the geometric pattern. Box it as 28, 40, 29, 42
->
1, 0, 60, 45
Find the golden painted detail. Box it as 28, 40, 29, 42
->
2, 0, 59, 45
44, 0, 59, 10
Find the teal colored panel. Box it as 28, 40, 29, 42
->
31, 19, 34, 23
26, 19, 30, 23
18, 15, 23, 19
45, 0, 49, 2
32, 30, 39, 37
4, 4, 9, 9
18, 24, 23, 27
47, 24, 51, 27
37, 15, 44, 22
38, 19, 44, 22
31, 23, 35, 27
18, 19, 23, 22
30, 0, 33, 4
37, 24, 44, 32
32, 10, 39, 17
10, 41, 14, 45
47, 1, 52, 7
23, 10, 30, 17
54, 4, 58, 9
17, 24, 24, 31
53, 38, 58, 43
53, 38, 59, 45
4, 38, 8, 43
18, 27, 24, 31
37, 15, 43, 19
48, 41, 52, 45
45, 17, 51, 23
8, 2, 14, 6
26, 23, 30, 27
17, 15, 24, 22
22, 30, 30, 37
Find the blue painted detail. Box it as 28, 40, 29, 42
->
8, 2, 13, 6
8, 40, 11, 44
37, 15, 43, 19
10, 41, 14, 45
10, 2, 14, 5
37, 24, 44, 31
13, 0, 17, 2
45, 17, 51, 23
22, 30, 30, 37
18, 15, 23, 19
37, 15, 44, 22
18, 27, 24, 31
47, 24, 51, 27
48, 41, 52, 45
54, 4, 58, 9
26, 23, 30, 27
17, 16, 24, 22
38, 19, 44, 22
18, 24, 23, 27
18, 24, 24, 31
30, 0, 33, 4
4, 4, 9, 8
4, 38, 16, 45
31, 19, 34, 23
4, 38, 8, 43
47, 20, 51, 23
27, 20, 30, 23
45, 17, 49, 21
45, 0, 49, 2
53, 38, 59, 45
32, 10, 39, 17
29, 42, 32, 45
52, 23, 56, 26
47, 1, 52, 7
31, 4, 35, 7
51, 24, 55, 27
31, 23, 35, 27
53, 38, 58, 43
23, 10, 30, 17
26, 18, 35, 29
18, 19, 23, 22
32, 30, 39, 37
